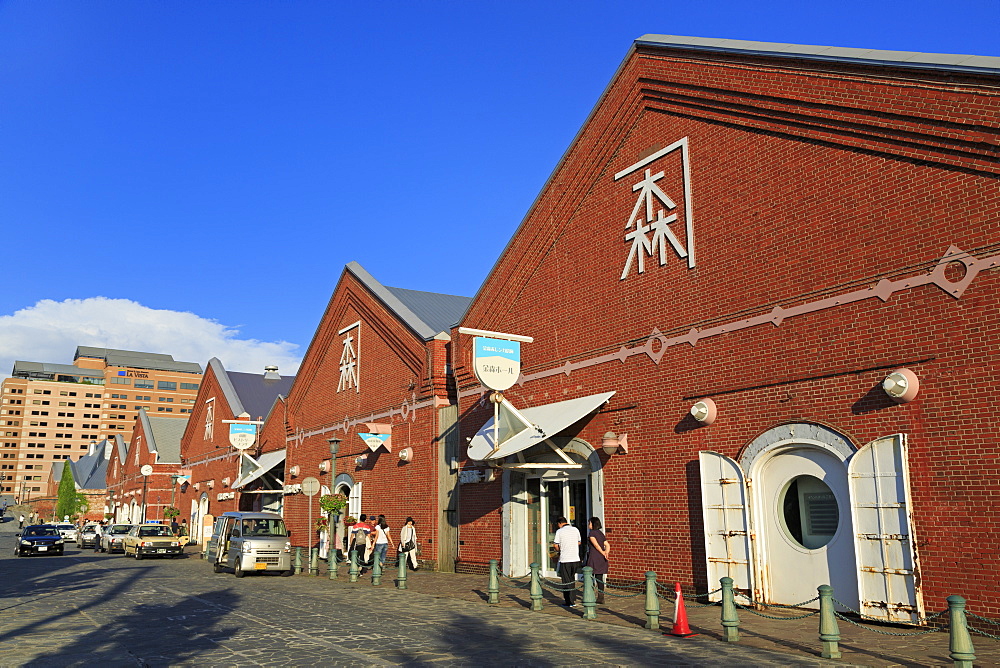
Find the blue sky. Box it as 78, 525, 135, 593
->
1, 1, 997, 375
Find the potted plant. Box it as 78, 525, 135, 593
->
163, 506, 180, 520
318, 493, 347, 516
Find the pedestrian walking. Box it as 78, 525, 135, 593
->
585, 517, 610, 604
372, 515, 394, 569
170, 517, 180, 536
19, 514, 25, 529
553, 516, 582, 607
397, 517, 419, 570
178, 519, 189, 547
94, 521, 104, 552
348, 514, 372, 570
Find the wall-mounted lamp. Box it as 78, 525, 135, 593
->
222, 477, 231, 487
318, 460, 330, 473
601, 432, 629, 455
193, 483, 200, 491
355, 454, 368, 468
289, 465, 300, 478
690, 398, 718, 425
206, 479, 215, 490
398, 448, 413, 462
882, 368, 919, 403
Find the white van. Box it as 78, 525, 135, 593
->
206, 511, 293, 577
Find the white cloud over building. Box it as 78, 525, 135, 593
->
0, 297, 302, 378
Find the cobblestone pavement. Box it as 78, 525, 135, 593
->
0, 518, 995, 666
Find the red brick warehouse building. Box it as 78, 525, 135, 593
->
450, 35, 1000, 624
266, 262, 470, 570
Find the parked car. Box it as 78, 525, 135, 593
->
99, 524, 133, 553
207, 511, 293, 577
77, 523, 100, 548
122, 523, 182, 559
15, 525, 65, 556
53, 523, 78, 543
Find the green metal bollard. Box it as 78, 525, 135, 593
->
372, 555, 383, 585
818, 584, 841, 659
529, 562, 543, 611
582, 566, 597, 620
487, 559, 500, 604
349, 549, 359, 583
644, 571, 660, 630
293, 547, 303, 575
396, 551, 408, 590
947, 595, 976, 668
327, 547, 338, 580
721, 577, 740, 642
309, 547, 319, 576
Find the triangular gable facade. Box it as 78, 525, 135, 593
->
454, 36, 1000, 614
267, 261, 470, 571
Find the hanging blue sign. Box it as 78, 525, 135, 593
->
473, 337, 521, 391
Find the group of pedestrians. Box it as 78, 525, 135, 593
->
346, 514, 419, 572
553, 516, 610, 607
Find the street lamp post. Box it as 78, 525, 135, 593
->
140, 464, 153, 523
170, 474, 181, 509
327, 437, 341, 580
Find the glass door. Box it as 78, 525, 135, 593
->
535, 476, 591, 576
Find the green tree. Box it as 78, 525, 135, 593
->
55, 462, 79, 520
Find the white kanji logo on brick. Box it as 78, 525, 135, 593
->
616, 137, 694, 280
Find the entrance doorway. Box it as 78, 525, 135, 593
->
525, 476, 589, 576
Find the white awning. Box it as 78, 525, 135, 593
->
231, 449, 286, 489
467, 391, 615, 461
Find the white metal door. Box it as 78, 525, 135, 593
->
699, 451, 753, 600
849, 434, 924, 623
757, 447, 857, 610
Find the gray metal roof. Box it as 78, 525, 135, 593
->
226, 369, 296, 421
635, 35, 1000, 75
71, 447, 109, 490
74, 346, 203, 374
12, 361, 105, 379
138, 410, 187, 464
347, 262, 472, 340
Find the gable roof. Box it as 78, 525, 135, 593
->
635, 34, 1000, 75
205, 357, 296, 421
50, 445, 109, 491
137, 409, 187, 464
347, 262, 472, 340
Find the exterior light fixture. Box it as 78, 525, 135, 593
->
327, 437, 342, 456
222, 477, 231, 487
355, 454, 368, 468
318, 460, 330, 473
398, 447, 413, 462
289, 465, 300, 478
601, 432, 629, 455
882, 368, 919, 403
690, 398, 717, 425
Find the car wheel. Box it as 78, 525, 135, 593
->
14, 548, 21, 558
281, 568, 294, 577
234, 560, 245, 578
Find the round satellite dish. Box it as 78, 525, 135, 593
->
140, 464, 154, 476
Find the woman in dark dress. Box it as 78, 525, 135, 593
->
586, 517, 610, 604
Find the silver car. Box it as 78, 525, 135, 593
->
77, 523, 100, 548
99, 524, 133, 553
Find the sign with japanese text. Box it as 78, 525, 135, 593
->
473, 337, 521, 391
229, 423, 257, 450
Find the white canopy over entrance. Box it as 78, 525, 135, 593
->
467, 391, 615, 462
231, 449, 286, 489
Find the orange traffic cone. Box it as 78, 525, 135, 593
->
665, 582, 699, 637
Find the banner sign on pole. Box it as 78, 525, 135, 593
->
229, 423, 257, 450
473, 337, 521, 391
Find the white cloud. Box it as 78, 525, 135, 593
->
0, 297, 302, 378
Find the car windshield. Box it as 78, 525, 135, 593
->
83, 525, 98, 532
23, 527, 59, 537
139, 526, 173, 537
110, 525, 132, 533
56, 524, 75, 531
240, 518, 288, 537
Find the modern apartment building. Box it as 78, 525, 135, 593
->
1, 346, 202, 502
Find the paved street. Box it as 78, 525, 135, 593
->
0, 520, 845, 667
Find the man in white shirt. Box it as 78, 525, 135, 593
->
552, 516, 582, 607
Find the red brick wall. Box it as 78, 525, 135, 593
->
273, 269, 453, 561
455, 46, 1000, 614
